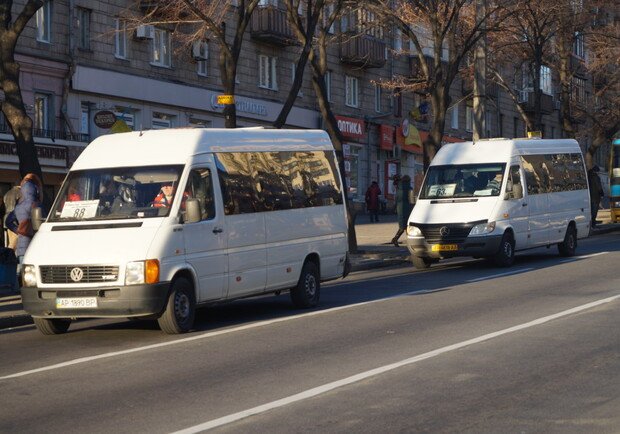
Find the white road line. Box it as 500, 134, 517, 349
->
559, 251, 609, 263
171, 294, 620, 434
466, 268, 534, 283
0, 295, 414, 381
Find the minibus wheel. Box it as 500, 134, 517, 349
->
158, 277, 196, 334
33, 317, 71, 335
291, 261, 320, 308
411, 255, 433, 269
558, 226, 577, 257
494, 232, 515, 267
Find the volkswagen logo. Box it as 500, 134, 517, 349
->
70, 267, 84, 282
439, 226, 450, 237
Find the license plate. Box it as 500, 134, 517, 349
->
431, 244, 458, 252
56, 297, 98, 309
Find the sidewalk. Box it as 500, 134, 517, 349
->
1, 210, 618, 330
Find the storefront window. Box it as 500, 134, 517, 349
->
348, 145, 360, 198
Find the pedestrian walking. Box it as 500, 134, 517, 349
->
588, 165, 604, 227
365, 181, 381, 223
391, 174, 413, 246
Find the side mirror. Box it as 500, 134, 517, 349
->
184, 198, 201, 224
31, 207, 44, 231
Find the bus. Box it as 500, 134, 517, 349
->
610, 138, 620, 223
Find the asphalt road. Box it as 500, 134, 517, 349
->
1, 233, 619, 433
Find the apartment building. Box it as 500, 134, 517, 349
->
1, 0, 594, 211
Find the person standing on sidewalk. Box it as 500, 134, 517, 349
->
14, 174, 43, 262
3, 185, 20, 250
588, 166, 604, 227
365, 181, 381, 223
391, 175, 412, 246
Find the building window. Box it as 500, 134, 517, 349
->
448, 104, 459, 129
258, 55, 278, 90
258, 0, 278, 5
36, 2, 51, 43
114, 19, 127, 59
151, 28, 171, 67
152, 112, 173, 129
189, 118, 211, 128
540, 65, 552, 95
323, 3, 335, 34
195, 42, 209, 76
77, 8, 91, 50
394, 28, 402, 52
80, 103, 90, 136
374, 83, 382, 113
34, 93, 52, 132
393, 89, 403, 117
572, 77, 586, 104
573, 32, 585, 58
465, 106, 473, 132
325, 71, 332, 102
345, 75, 359, 108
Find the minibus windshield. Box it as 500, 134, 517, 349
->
420, 163, 507, 199
48, 165, 184, 222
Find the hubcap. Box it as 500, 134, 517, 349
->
305, 274, 317, 298
504, 241, 513, 257
174, 292, 190, 321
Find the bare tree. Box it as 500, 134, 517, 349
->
0, 0, 44, 180
377, 0, 508, 169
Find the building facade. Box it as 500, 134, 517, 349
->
1, 0, 601, 212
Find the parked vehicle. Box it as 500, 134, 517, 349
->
21, 128, 349, 335
407, 138, 590, 268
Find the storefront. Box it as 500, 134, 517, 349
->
336, 115, 367, 206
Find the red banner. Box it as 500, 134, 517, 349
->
379, 125, 394, 151
335, 115, 365, 140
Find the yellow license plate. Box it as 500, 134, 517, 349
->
431, 244, 458, 252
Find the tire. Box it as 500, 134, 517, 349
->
494, 232, 515, 267
291, 261, 320, 308
558, 226, 577, 257
157, 277, 196, 334
411, 255, 433, 269
33, 317, 71, 335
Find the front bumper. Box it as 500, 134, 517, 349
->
407, 234, 503, 259
21, 282, 170, 319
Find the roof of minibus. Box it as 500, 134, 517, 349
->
71, 128, 334, 170
430, 138, 581, 166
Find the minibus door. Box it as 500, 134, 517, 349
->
504, 165, 529, 249
182, 165, 228, 302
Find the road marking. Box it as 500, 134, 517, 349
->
171, 294, 620, 433
466, 268, 534, 283
559, 251, 609, 263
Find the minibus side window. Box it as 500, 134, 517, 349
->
506, 165, 523, 199
183, 168, 215, 221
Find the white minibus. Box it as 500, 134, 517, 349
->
407, 138, 590, 268
21, 128, 349, 335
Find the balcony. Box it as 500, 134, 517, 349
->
339, 33, 386, 68
250, 6, 297, 47
0, 122, 89, 142
517, 91, 554, 115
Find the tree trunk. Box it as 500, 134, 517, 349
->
310, 60, 358, 254
0, 39, 42, 180
219, 50, 237, 129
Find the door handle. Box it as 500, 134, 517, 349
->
522, 203, 528, 207
212, 227, 223, 234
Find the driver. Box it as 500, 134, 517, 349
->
153, 181, 175, 208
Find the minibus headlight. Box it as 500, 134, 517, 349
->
125, 260, 160, 285
22, 265, 37, 287
407, 225, 422, 237
469, 221, 496, 236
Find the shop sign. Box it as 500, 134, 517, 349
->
93, 110, 116, 129
335, 115, 365, 140
0, 142, 68, 167
210, 95, 267, 116
379, 125, 394, 151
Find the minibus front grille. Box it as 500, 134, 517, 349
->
417, 223, 476, 243
39, 265, 119, 284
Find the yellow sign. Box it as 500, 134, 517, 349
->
527, 131, 542, 138
217, 95, 235, 105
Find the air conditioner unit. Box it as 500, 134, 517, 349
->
192, 41, 208, 60
136, 25, 155, 40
